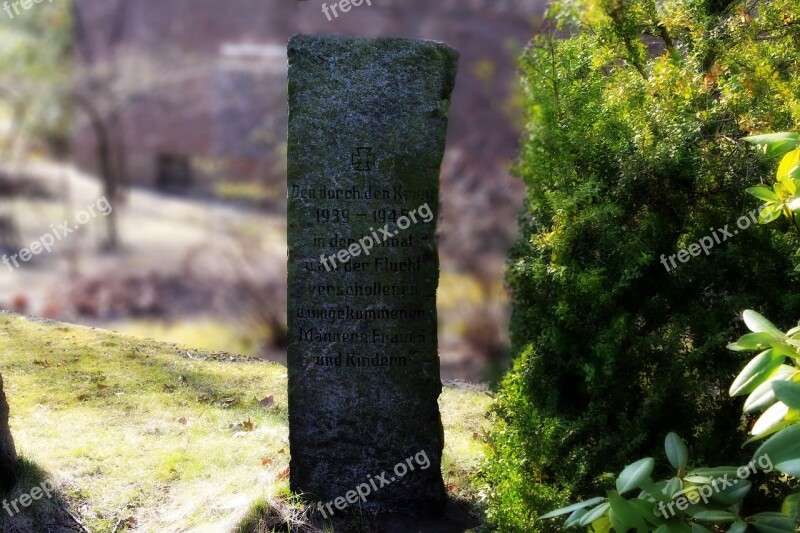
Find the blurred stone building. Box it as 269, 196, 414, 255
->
72, 0, 544, 263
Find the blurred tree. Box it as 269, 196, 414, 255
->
72, 0, 133, 251
0, 1, 71, 164
0, 0, 134, 251
0, 0, 74, 265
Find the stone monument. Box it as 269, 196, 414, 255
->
287, 35, 458, 515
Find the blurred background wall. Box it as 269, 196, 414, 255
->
0, 0, 546, 382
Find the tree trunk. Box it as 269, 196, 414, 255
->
0, 373, 18, 495
73, 93, 121, 252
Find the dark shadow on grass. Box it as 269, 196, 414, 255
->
0, 456, 82, 533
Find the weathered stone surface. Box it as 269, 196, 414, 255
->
287, 35, 458, 514
0, 373, 18, 495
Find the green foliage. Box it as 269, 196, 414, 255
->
540, 433, 797, 532
483, 344, 572, 532
732, 137, 800, 481
729, 310, 800, 441
513, 138, 800, 531
534, 309, 800, 531
487, 0, 800, 530
743, 138, 800, 266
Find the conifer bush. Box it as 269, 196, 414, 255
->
486, 1, 800, 530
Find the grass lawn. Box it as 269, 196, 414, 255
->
0, 312, 493, 532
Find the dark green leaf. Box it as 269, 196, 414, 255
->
665, 433, 689, 470
772, 381, 800, 409
744, 365, 797, 413
617, 458, 655, 495
754, 425, 800, 477
538, 496, 606, 520
578, 501, 610, 526
730, 350, 785, 397
692, 510, 737, 523
564, 507, 589, 528
609, 491, 648, 531
727, 521, 747, 533
743, 311, 784, 339
743, 133, 800, 158
728, 332, 780, 352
